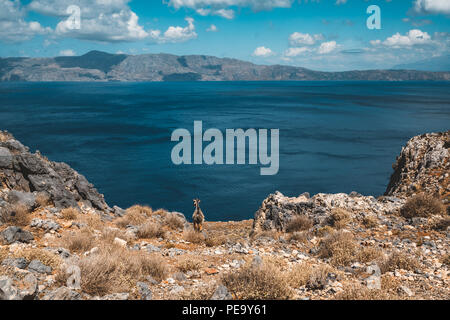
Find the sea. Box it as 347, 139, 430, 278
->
0, 81, 449, 221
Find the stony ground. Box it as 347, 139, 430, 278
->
0, 130, 449, 300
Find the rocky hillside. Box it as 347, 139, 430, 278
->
1, 51, 450, 82
0, 130, 448, 300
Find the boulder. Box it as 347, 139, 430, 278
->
1, 226, 34, 244
28, 260, 52, 274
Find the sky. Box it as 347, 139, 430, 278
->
0, 0, 449, 71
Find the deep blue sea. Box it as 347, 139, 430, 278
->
0, 81, 449, 221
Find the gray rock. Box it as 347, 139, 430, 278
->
2, 257, 29, 269
252, 255, 263, 267
65, 264, 81, 290
20, 274, 38, 300
98, 293, 129, 300
0, 276, 19, 300
113, 205, 126, 217
0, 147, 13, 169
42, 286, 82, 300
137, 282, 152, 300
28, 260, 52, 274
210, 285, 232, 300
1, 226, 34, 244
399, 285, 414, 297
30, 218, 60, 232
172, 272, 187, 282
6, 190, 36, 210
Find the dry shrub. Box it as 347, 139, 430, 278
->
287, 231, 309, 243
176, 256, 202, 273
61, 229, 96, 253
178, 284, 217, 300
358, 247, 384, 264
183, 229, 205, 244
289, 263, 333, 290
79, 246, 168, 296
379, 251, 420, 273
0, 246, 9, 262
13, 248, 61, 270
60, 207, 79, 220
1, 203, 31, 226
152, 209, 168, 218
0, 131, 10, 142
441, 254, 450, 266
116, 205, 151, 228
136, 222, 165, 239
318, 230, 358, 267
250, 230, 281, 241
430, 216, 450, 231
362, 215, 378, 229
335, 283, 393, 300
79, 212, 104, 230
221, 262, 292, 300
164, 213, 185, 230
205, 234, 227, 247
100, 228, 131, 244
286, 215, 313, 233
35, 192, 52, 207
330, 208, 351, 229
400, 194, 445, 218
315, 226, 334, 238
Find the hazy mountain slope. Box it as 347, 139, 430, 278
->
1, 51, 449, 82
393, 55, 450, 72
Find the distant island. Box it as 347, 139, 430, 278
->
1, 50, 449, 82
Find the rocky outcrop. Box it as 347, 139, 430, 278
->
0, 130, 110, 212
252, 131, 449, 233
385, 131, 449, 203
252, 191, 404, 233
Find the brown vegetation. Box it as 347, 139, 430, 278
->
400, 194, 445, 218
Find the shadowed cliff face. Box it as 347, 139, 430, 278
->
1, 51, 450, 82
0, 131, 110, 212
385, 131, 449, 199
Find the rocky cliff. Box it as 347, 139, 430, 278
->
1, 51, 450, 82
0, 130, 110, 213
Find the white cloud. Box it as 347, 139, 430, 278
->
0, 0, 51, 42
153, 17, 197, 43
318, 41, 337, 54
166, 0, 293, 19
414, 0, 450, 15
206, 24, 218, 32
284, 47, 311, 57
371, 29, 432, 47
253, 46, 275, 57
289, 32, 324, 46
59, 49, 76, 56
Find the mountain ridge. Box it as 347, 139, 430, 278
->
1, 50, 449, 82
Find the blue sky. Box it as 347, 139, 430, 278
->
0, 0, 449, 71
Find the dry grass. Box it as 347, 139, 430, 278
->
379, 251, 420, 273
0, 246, 9, 262
441, 254, 450, 266
358, 247, 385, 264
60, 229, 96, 253
286, 215, 313, 233
318, 230, 358, 267
178, 284, 216, 300
204, 233, 227, 247
183, 229, 206, 244
12, 248, 61, 270
79, 246, 168, 296
330, 208, 351, 229
136, 222, 166, 239
1, 203, 31, 227
315, 225, 334, 237
164, 213, 185, 230
289, 263, 334, 290
287, 231, 309, 243
100, 228, 132, 245
362, 215, 378, 228
116, 205, 151, 228
221, 261, 292, 300
0, 131, 11, 142
35, 192, 52, 207
429, 216, 450, 231
400, 194, 445, 218
60, 207, 79, 220
334, 282, 394, 300
176, 256, 202, 273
